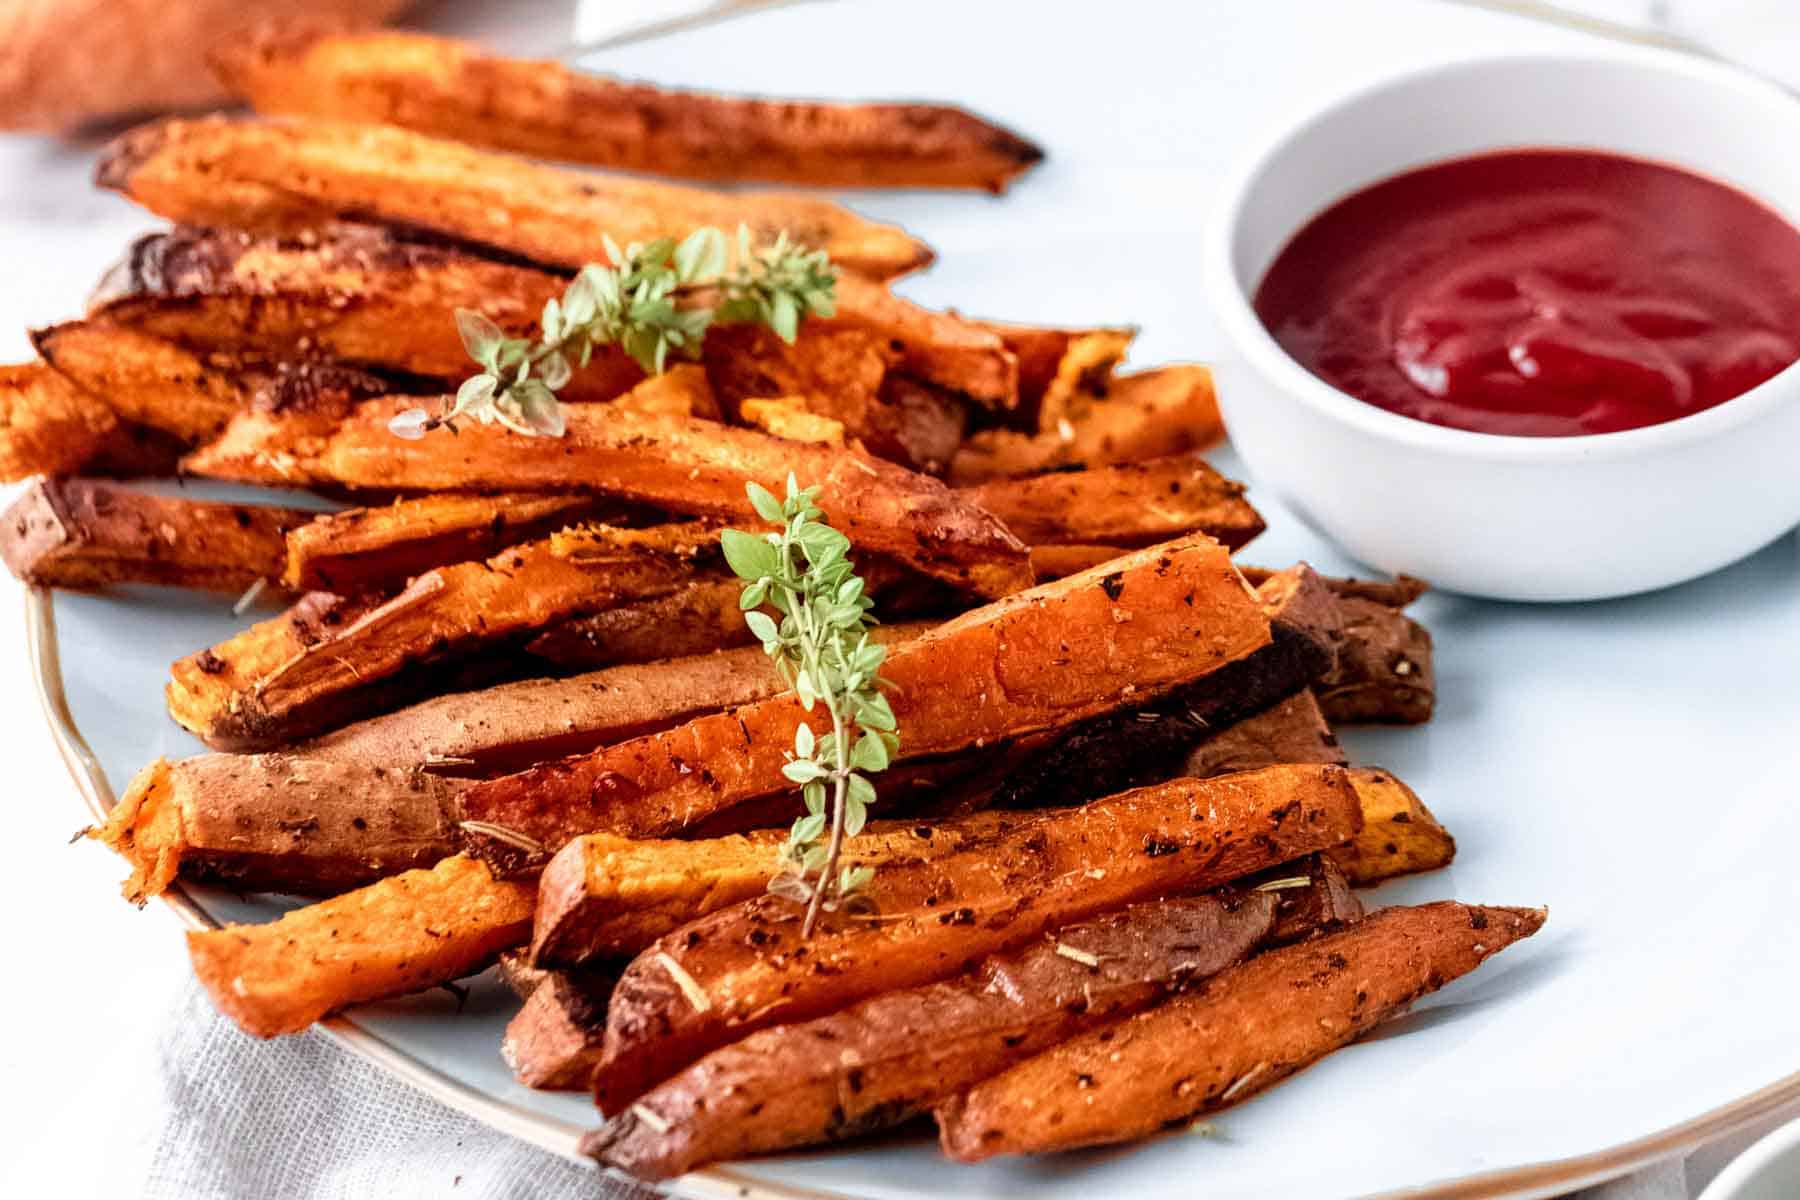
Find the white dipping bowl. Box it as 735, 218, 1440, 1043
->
1203, 51, 1800, 601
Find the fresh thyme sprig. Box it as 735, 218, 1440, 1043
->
390, 225, 836, 440
721, 476, 898, 936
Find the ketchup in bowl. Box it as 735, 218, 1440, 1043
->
1253, 150, 1800, 436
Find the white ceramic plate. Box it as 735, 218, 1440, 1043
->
33, 1, 1800, 1197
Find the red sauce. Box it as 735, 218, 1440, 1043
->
1253, 150, 1800, 436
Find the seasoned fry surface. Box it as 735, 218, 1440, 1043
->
589, 764, 1361, 1109
965, 456, 1264, 549
0, 362, 120, 481
188, 855, 535, 1038
458, 534, 1269, 865
217, 30, 1044, 193
590, 891, 1277, 1176
936, 902, 1547, 1159
97, 116, 934, 280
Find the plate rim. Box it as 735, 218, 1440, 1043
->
29, 582, 1800, 1199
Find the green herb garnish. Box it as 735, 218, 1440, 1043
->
722, 475, 897, 935
391, 225, 836, 440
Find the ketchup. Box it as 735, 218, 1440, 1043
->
1253, 150, 1800, 436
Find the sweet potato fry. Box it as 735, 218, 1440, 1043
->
0, 361, 122, 481
947, 365, 1224, 483
589, 763, 1361, 1109
32, 323, 252, 442
524, 577, 755, 668
215, 29, 1043, 193
503, 968, 618, 1090
736, 395, 844, 445
963, 456, 1264, 550
0, 478, 308, 593
88, 226, 640, 403
1238, 565, 1430, 610
830, 274, 1017, 406
89, 754, 463, 903
1026, 543, 1123, 579
976, 320, 1137, 410
457, 533, 1270, 868
702, 323, 892, 441
989, 564, 1336, 809
301, 623, 929, 779
1032, 328, 1136, 433
186, 854, 535, 1038
530, 810, 1021, 970
936, 901, 1547, 1159
178, 522, 715, 750
589, 891, 1278, 1172
1331, 769, 1457, 885
96, 116, 934, 281
282, 492, 623, 594
184, 374, 1034, 599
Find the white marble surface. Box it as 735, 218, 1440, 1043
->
0, 2, 1794, 1197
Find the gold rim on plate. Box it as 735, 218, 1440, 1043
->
28, 584, 1800, 1199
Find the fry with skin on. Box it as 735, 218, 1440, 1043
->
186, 855, 535, 1038
935, 902, 1547, 1160
182, 368, 1034, 600
281, 492, 623, 594
174, 521, 716, 750
33, 323, 256, 442
963, 456, 1264, 550
1329, 769, 1457, 885
456, 533, 1271, 869
587, 890, 1280, 1171
589, 763, 1362, 1110
0, 478, 309, 593
96, 116, 934, 281
214, 28, 1044, 193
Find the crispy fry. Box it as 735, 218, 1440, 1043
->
830, 274, 1016, 406
186, 855, 535, 1038
1331, 768, 1457, 885
176, 522, 715, 750
947, 365, 1223, 484
990, 565, 1337, 810
96, 116, 934, 280
282, 492, 623, 593
0, 361, 121, 481
33, 323, 252, 442
964, 456, 1264, 550
702, 324, 891, 441
88, 226, 639, 402
215, 29, 1043, 193
936, 902, 1546, 1159
530, 810, 1020, 969
184, 372, 1034, 599
1034, 328, 1136, 433
457, 534, 1270, 869
0, 478, 307, 593
301, 622, 929, 778
736, 395, 845, 445
1182, 689, 1346, 779
589, 891, 1278, 1170
525, 577, 753, 668
974, 319, 1138, 410
590, 763, 1361, 1109
89, 755, 463, 903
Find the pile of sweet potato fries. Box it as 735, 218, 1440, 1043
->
0, 28, 1541, 1178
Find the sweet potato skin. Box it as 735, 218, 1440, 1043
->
965, 456, 1264, 550
187, 854, 534, 1038
216, 29, 1043, 193
184, 375, 1033, 599
936, 902, 1547, 1159
589, 763, 1362, 1110
96, 116, 934, 281
1318, 595, 1436, 725
90, 753, 462, 901
502, 968, 618, 1090
458, 533, 1270, 867
90, 225, 640, 403
588, 891, 1278, 1175
1, 479, 308, 593
1183, 689, 1346, 780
